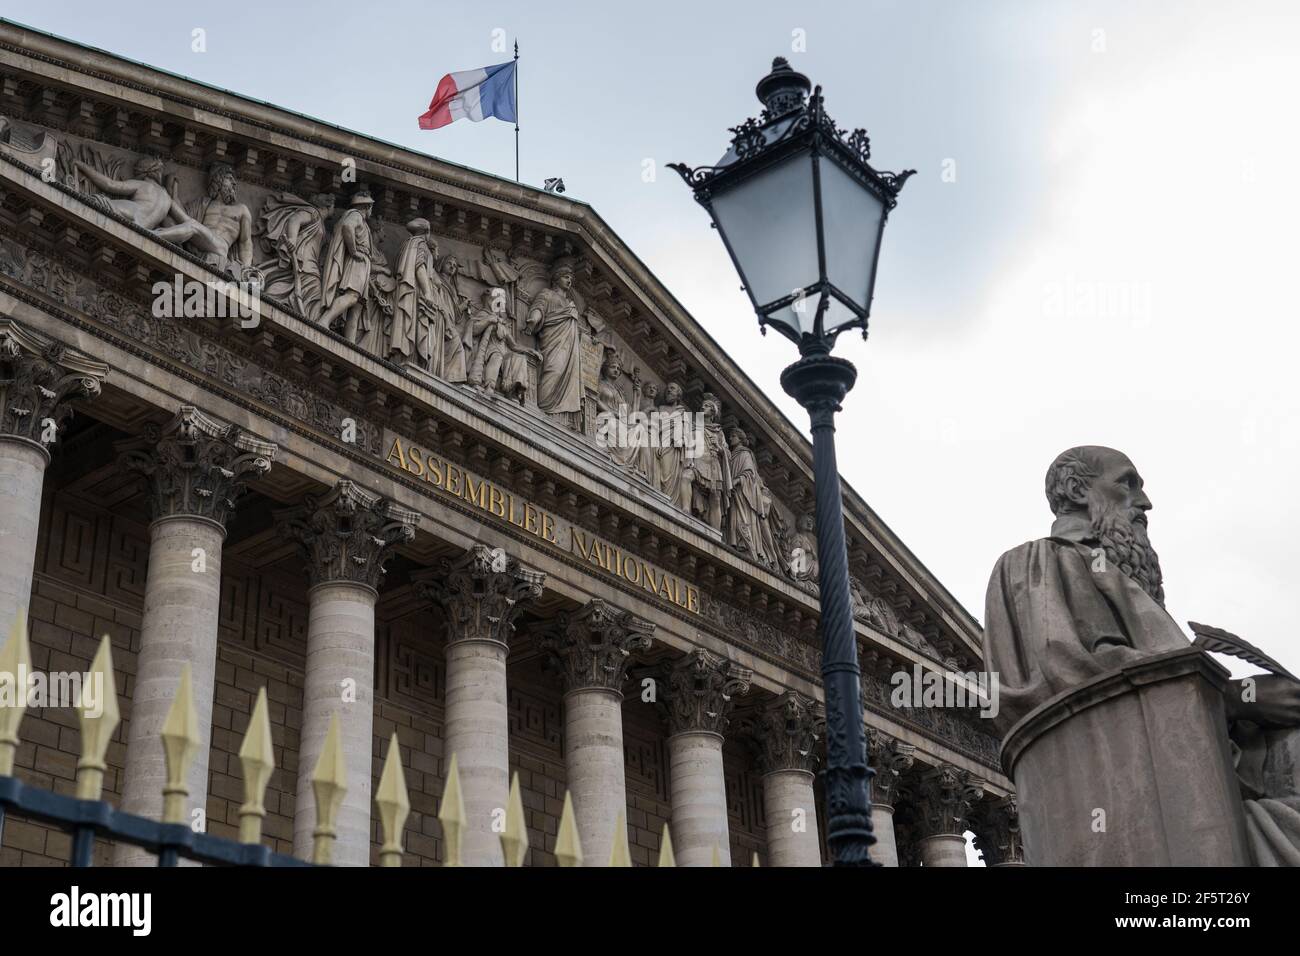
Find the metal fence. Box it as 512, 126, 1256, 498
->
0, 612, 684, 867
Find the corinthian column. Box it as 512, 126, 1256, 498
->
0, 320, 107, 639
971, 796, 1027, 867
416, 546, 544, 866
277, 481, 418, 866
866, 729, 915, 868
913, 764, 985, 868
664, 649, 751, 867
113, 407, 275, 866
540, 599, 653, 865
748, 691, 824, 867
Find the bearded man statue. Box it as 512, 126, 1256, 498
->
984, 445, 1300, 865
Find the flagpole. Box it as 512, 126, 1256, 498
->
513, 40, 520, 183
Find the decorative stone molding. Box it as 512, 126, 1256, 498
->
414, 544, 545, 646
912, 764, 986, 839
970, 795, 1026, 866
746, 690, 824, 775
538, 598, 654, 694
0, 317, 107, 450
115, 405, 276, 527
664, 648, 752, 737
275, 479, 419, 590
866, 729, 916, 809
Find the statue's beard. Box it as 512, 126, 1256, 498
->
1089, 496, 1165, 606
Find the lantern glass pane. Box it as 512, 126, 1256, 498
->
709, 151, 818, 335
818, 156, 885, 315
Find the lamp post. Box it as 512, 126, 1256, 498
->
670, 57, 913, 867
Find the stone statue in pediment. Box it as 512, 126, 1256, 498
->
692, 393, 731, 533
254, 191, 334, 322
432, 253, 470, 382
525, 261, 584, 424
654, 382, 694, 511
319, 190, 376, 338
154, 162, 254, 278
467, 287, 539, 404
392, 218, 439, 372
789, 512, 819, 584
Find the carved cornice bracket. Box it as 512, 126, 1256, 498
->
664, 648, 752, 737
538, 598, 655, 695
115, 405, 276, 527
744, 690, 824, 774
0, 317, 107, 453
275, 479, 419, 591
414, 544, 545, 647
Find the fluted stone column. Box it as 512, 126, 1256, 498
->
0, 320, 106, 639
278, 481, 418, 866
749, 691, 824, 867
866, 729, 915, 868
416, 546, 543, 866
914, 764, 985, 868
971, 796, 1027, 867
114, 407, 275, 866
665, 649, 751, 867
540, 600, 653, 865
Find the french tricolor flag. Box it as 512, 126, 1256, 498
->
418, 61, 518, 130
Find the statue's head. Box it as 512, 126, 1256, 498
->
406, 217, 431, 237
797, 512, 815, 533
700, 393, 721, 422
552, 263, 574, 290
1045, 446, 1163, 604
312, 193, 336, 214
482, 287, 507, 313
664, 382, 682, 404
642, 381, 659, 402
207, 163, 238, 203
727, 426, 746, 449
134, 155, 164, 183
602, 347, 623, 379
440, 255, 460, 278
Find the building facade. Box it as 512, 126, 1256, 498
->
0, 21, 1015, 867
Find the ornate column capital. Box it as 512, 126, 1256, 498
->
866, 728, 916, 809
971, 795, 1026, 866
115, 406, 276, 528
0, 318, 108, 453
275, 480, 419, 591
539, 598, 654, 694
912, 764, 985, 840
414, 544, 545, 647
664, 649, 753, 737
744, 690, 824, 774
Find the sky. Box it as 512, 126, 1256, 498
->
10, 0, 1300, 858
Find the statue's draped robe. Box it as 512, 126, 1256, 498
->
655, 401, 693, 510
530, 287, 583, 415
431, 270, 467, 382
595, 376, 639, 471
393, 237, 439, 369
322, 209, 371, 310
984, 513, 1300, 865
255, 194, 325, 320
726, 444, 764, 558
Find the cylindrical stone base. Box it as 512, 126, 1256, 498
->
293, 581, 377, 867
443, 636, 509, 866
668, 731, 731, 867
870, 804, 900, 867
116, 515, 225, 866
564, 686, 626, 866
762, 769, 821, 866
0, 438, 48, 641
919, 832, 968, 867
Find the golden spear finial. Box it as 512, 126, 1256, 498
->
375, 733, 410, 867
237, 687, 275, 843
75, 635, 119, 801
160, 663, 200, 824
310, 713, 346, 865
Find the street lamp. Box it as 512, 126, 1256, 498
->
670, 57, 913, 867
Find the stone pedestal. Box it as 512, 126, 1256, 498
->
665, 649, 751, 867
114, 407, 274, 866
417, 546, 543, 867
279, 481, 417, 866
1001, 646, 1251, 866
541, 599, 653, 866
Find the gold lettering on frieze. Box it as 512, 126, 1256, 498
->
386, 435, 702, 618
